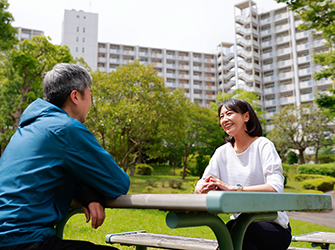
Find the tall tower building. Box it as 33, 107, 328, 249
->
61, 9, 98, 71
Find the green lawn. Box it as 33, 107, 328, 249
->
63, 165, 335, 249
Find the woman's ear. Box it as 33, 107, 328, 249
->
243, 111, 250, 122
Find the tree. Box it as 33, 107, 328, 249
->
0, 0, 18, 51
268, 104, 333, 164
87, 61, 178, 175
275, 0, 335, 114
0, 36, 74, 154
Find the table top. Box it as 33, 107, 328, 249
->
104, 191, 332, 214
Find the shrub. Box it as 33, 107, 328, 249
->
135, 164, 154, 175
168, 179, 183, 189
297, 163, 335, 177
142, 186, 154, 193
294, 174, 327, 182
146, 179, 157, 187
178, 168, 191, 177
302, 176, 335, 192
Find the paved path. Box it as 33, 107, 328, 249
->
287, 190, 335, 228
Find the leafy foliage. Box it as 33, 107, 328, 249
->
0, 0, 18, 51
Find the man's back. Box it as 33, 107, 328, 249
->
0, 98, 130, 247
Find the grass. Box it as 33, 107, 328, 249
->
63, 164, 335, 249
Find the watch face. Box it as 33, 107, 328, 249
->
237, 184, 242, 188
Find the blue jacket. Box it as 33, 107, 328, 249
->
0, 99, 130, 246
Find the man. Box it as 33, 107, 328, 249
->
0, 63, 130, 249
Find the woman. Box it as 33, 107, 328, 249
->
195, 98, 291, 250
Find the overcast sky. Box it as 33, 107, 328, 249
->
8, 0, 286, 53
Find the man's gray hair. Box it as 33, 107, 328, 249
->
43, 63, 92, 107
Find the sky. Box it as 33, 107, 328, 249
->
8, 0, 286, 53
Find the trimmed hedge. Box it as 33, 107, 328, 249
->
294, 174, 328, 182
135, 164, 154, 175
297, 163, 335, 177
301, 176, 335, 192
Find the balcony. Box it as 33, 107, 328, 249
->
179, 74, 190, 79
179, 65, 190, 70
297, 43, 309, 52
274, 12, 289, 21
152, 53, 163, 58
278, 71, 293, 80
219, 61, 234, 71
261, 29, 272, 37
153, 62, 163, 68
297, 55, 311, 64
300, 80, 313, 89
277, 59, 292, 68
260, 17, 271, 26
265, 99, 276, 107
316, 78, 332, 87
193, 93, 203, 99
300, 93, 314, 102
205, 67, 215, 72
204, 58, 215, 64
280, 96, 295, 105
295, 19, 303, 28
179, 55, 190, 61
206, 94, 215, 100
180, 83, 190, 88
261, 40, 272, 48
235, 15, 258, 25
313, 39, 326, 48
263, 75, 275, 83
237, 49, 259, 59
98, 47, 107, 53
193, 56, 202, 62
296, 31, 309, 40
193, 75, 202, 80
264, 112, 276, 120
224, 80, 236, 90
276, 35, 290, 45
277, 47, 292, 57
223, 71, 235, 80
166, 82, 175, 88
262, 51, 273, 60
236, 26, 258, 37
110, 58, 119, 64
275, 23, 290, 33
205, 76, 216, 81
167, 54, 175, 60
166, 64, 175, 69
123, 50, 135, 56
98, 57, 106, 63
298, 67, 311, 76
264, 86, 276, 95
194, 84, 202, 90
206, 85, 215, 90
166, 73, 176, 78
236, 37, 259, 48
262, 63, 273, 71
279, 83, 294, 92
139, 52, 148, 57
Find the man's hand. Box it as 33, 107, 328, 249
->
82, 201, 105, 229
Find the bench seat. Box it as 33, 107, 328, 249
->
105, 231, 218, 250
106, 231, 317, 250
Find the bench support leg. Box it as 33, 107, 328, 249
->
166, 211, 233, 250
55, 208, 84, 239
229, 212, 277, 250
135, 246, 147, 250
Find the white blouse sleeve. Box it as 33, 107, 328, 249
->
260, 139, 285, 193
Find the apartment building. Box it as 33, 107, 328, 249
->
61, 9, 98, 72
15, 27, 44, 41
223, 0, 331, 131
61, 4, 331, 121
61, 9, 217, 107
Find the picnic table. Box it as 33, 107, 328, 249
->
56, 191, 332, 250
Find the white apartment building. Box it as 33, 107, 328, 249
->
220, 0, 331, 131
15, 27, 44, 41
61, 9, 98, 72
61, 4, 331, 120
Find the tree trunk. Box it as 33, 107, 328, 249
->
314, 147, 319, 164
298, 149, 305, 164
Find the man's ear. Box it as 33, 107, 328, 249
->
69, 90, 79, 105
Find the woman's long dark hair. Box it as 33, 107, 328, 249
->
218, 98, 262, 145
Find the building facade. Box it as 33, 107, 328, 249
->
61, 4, 331, 125
15, 27, 44, 41
61, 9, 98, 72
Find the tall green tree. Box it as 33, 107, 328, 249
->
0, 0, 18, 51
0, 36, 74, 154
268, 104, 333, 164
87, 61, 179, 175
275, 0, 335, 114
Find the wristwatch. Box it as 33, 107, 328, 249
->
236, 184, 243, 192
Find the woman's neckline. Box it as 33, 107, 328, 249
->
232, 136, 260, 154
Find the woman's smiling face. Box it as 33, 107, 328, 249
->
219, 106, 250, 136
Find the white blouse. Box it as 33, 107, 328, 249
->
195, 137, 289, 228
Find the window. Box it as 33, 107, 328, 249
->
83, 37, 85, 42
76, 47, 78, 52
77, 27, 79, 32
84, 16, 86, 19
76, 15, 79, 18
76, 37, 78, 42
83, 27, 85, 33
82, 47, 85, 53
